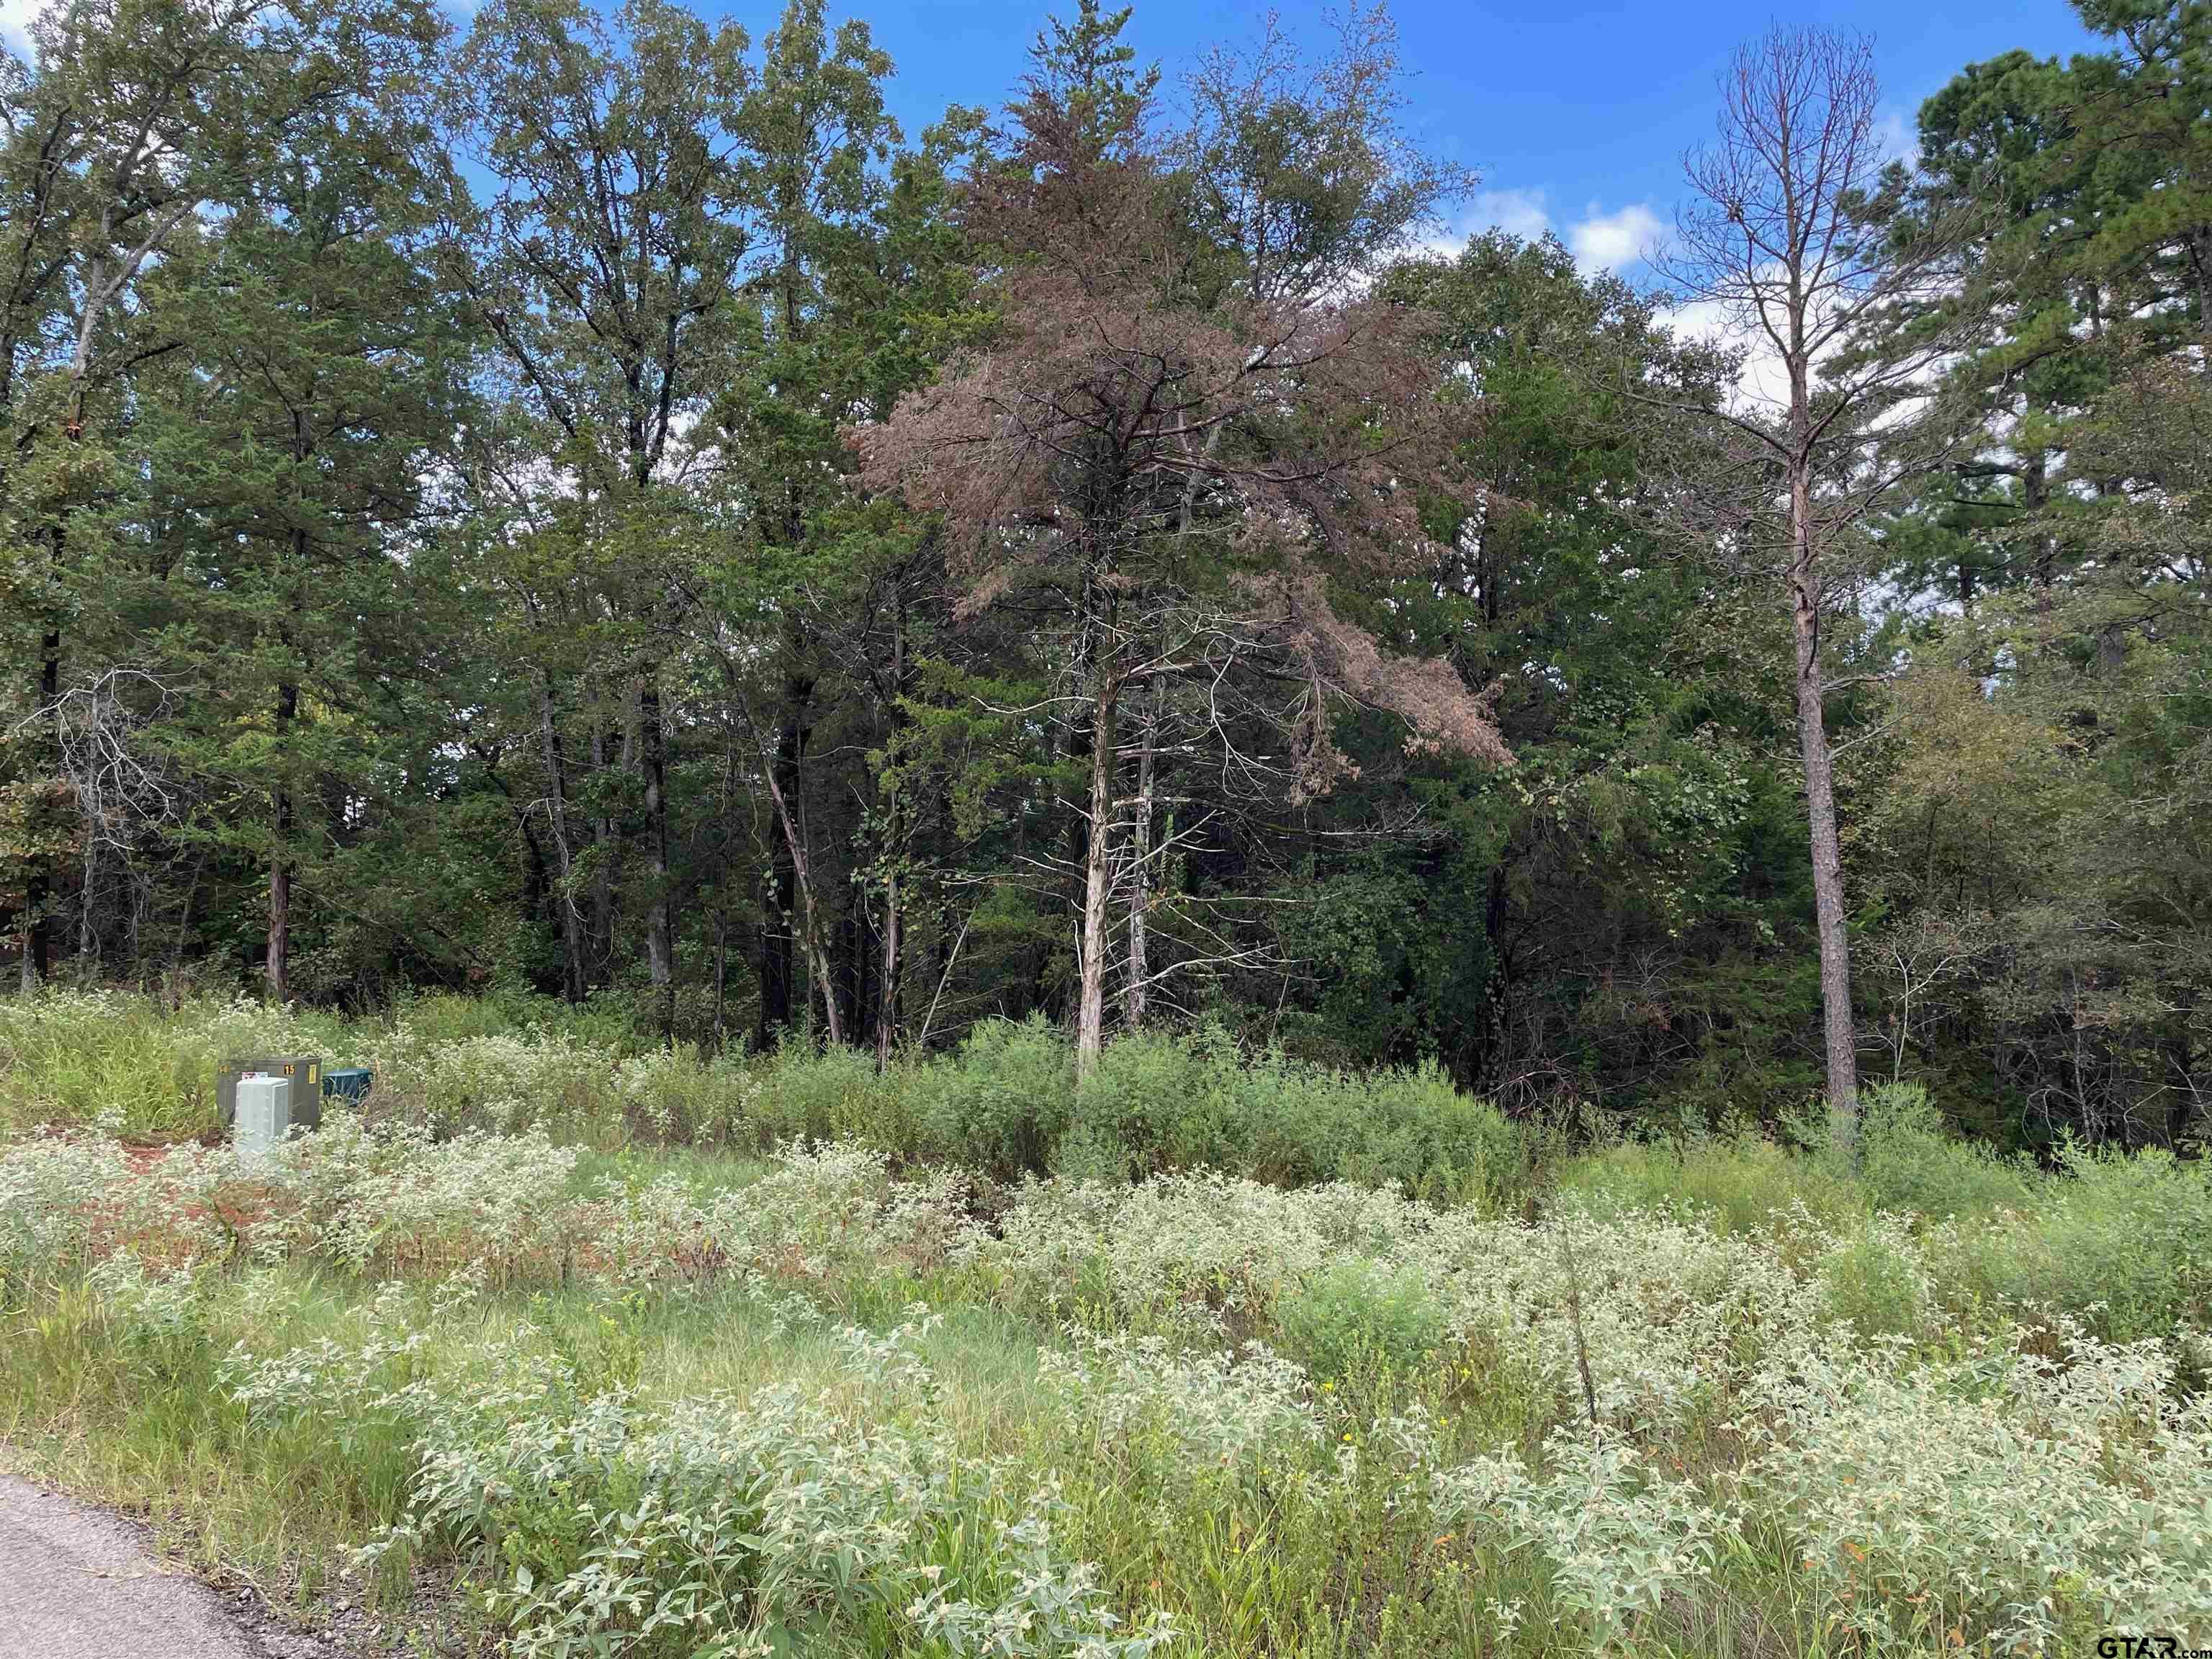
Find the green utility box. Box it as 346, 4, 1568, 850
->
323, 1066, 374, 1106
217, 1055, 325, 1133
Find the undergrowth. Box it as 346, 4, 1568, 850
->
4, 988, 2211, 1654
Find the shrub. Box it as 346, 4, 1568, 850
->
1322, 1061, 1530, 1209
1061, 1027, 1226, 1182
1740, 1330, 2212, 1650
909, 1013, 1074, 1177
1427, 1430, 1732, 1642
1845, 1083, 2038, 1220
0, 990, 343, 1137
0, 1133, 133, 1290
1277, 1256, 1447, 1383
1933, 1142, 2212, 1344
385, 987, 649, 1053
1, 992, 1538, 1208
699, 1142, 982, 1285
747, 1043, 897, 1149
1036, 1331, 1321, 1481
606, 1048, 756, 1146
1814, 1215, 1932, 1340
356, 1316, 1177, 1658
1060, 1024, 1529, 1205
16, 1094, 2212, 1657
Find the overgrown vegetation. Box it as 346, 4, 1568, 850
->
2, 0, 2208, 1645
1, 0, 2204, 1150
3, 990, 2211, 1653
0, 992, 1539, 1204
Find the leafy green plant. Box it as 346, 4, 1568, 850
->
1279, 1258, 1447, 1385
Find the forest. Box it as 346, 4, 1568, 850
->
1, 0, 2208, 1154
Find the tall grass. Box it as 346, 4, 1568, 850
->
0, 994, 1542, 1204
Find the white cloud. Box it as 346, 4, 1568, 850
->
1468, 187, 1553, 244
1566, 202, 1665, 274
1, 0, 40, 53
1421, 192, 1664, 274
1874, 108, 1917, 166
1657, 292, 1792, 415
1409, 187, 1555, 263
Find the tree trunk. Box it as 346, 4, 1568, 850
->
1789, 453, 1858, 1146
746, 694, 841, 1046
23, 612, 58, 989
22, 454, 71, 989
266, 678, 297, 1004
640, 673, 675, 1043
2190, 228, 2212, 345
795, 858, 841, 1043
757, 676, 809, 1047
759, 856, 793, 1046
1123, 674, 1160, 1028
873, 597, 909, 1071
711, 909, 730, 1053
2024, 449, 2054, 626
538, 678, 587, 1003
78, 837, 99, 966
589, 721, 615, 984
876, 866, 901, 1071
267, 411, 317, 1007
1076, 666, 1120, 1077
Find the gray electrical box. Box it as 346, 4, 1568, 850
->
234, 1073, 292, 1161
217, 1055, 324, 1132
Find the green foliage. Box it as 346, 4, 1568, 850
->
1560, 1130, 1865, 1238
1277, 1256, 1446, 1385
1933, 1143, 2212, 1345
907, 1012, 1074, 1177
0, 0, 2201, 1156
1814, 1217, 1932, 1340
1846, 1084, 2038, 1220
745, 1043, 896, 1147
1064, 1025, 1530, 1205
6, 0, 2212, 1640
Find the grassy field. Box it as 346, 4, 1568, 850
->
3, 989, 2211, 1656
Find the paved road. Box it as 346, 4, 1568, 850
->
0, 1475, 334, 1659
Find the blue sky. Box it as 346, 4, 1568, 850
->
0, 0, 2103, 277
854, 0, 2104, 275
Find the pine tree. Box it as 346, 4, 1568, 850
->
135, 0, 462, 1002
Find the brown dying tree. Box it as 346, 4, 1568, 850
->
854, 1, 1508, 1076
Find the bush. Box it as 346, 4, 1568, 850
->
747, 1043, 899, 1149
1058, 1027, 1232, 1182
1, 992, 1540, 1208
1277, 1256, 1446, 1383
1846, 1084, 2037, 1220
909, 1013, 1074, 1177
1321, 1062, 1530, 1209
0, 990, 348, 1138
0, 1134, 135, 1290
1059, 1024, 1529, 1206
1931, 1142, 2212, 1344
1815, 1215, 1931, 1340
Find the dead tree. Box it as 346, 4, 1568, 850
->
1647, 24, 1983, 1148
